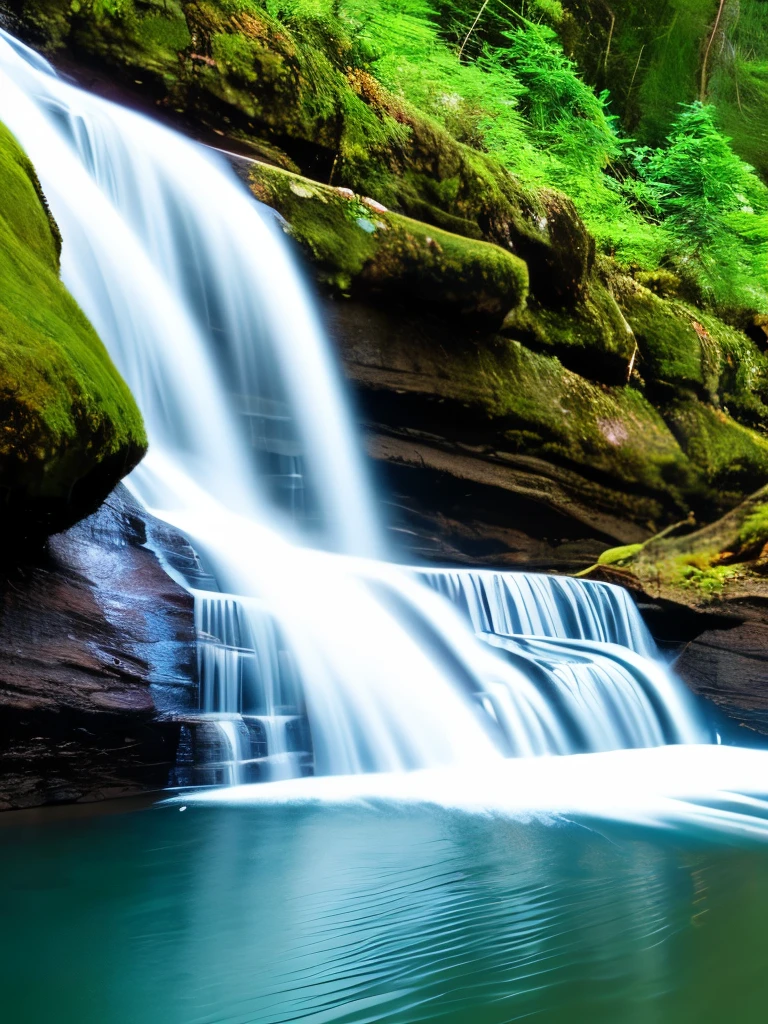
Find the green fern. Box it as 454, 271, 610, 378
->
632, 102, 768, 312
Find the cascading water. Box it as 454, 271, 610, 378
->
0, 29, 709, 783
419, 568, 656, 655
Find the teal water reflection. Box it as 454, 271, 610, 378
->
1, 801, 767, 1022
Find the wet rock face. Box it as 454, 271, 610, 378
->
320, 295, 713, 568
247, 161, 768, 560
675, 622, 768, 738
0, 486, 197, 810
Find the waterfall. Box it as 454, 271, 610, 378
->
0, 29, 708, 782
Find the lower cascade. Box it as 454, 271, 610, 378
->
0, 30, 709, 786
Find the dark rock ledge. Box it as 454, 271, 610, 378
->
0, 486, 197, 810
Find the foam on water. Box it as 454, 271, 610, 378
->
169, 745, 768, 840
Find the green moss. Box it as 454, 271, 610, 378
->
13, 0, 74, 48
0, 121, 146, 533
663, 395, 768, 505
697, 310, 768, 426
394, 323, 767, 523
618, 283, 719, 396
674, 557, 741, 597
634, 269, 682, 300
597, 542, 644, 566
249, 162, 528, 317
588, 482, 768, 603
135, 10, 191, 57
610, 540, 741, 603
738, 503, 768, 551
502, 276, 634, 383
494, 345, 694, 498
617, 279, 768, 418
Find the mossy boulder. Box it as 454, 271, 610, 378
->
0, 121, 146, 546
663, 395, 768, 503
473, 341, 695, 511
250, 162, 528, 321
251, 160, 633, 382
616, 278, 768, 423
502, 274, 635, 384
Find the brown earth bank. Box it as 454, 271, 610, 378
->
577, 486, 768, 740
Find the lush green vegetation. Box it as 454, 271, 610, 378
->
24, 0, 768, 317
710, 0, 768, 181
630, 101, 768, 312
234, 0, 768, 312
738, 501, 768, 552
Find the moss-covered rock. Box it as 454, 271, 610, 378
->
502, 274, 635, 383
250, 162, 528, 320
0, 121, 146, 546
252, 162, 631, 384
663, 394, 768, 502
484, 342, 694, 507
332, 284, 729, 527
579, 483, 768, 613
253, 157, 768, 525
616, 278, 768, 421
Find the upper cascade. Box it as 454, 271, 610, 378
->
0, 29, 709, 783
418, 569, 656, 656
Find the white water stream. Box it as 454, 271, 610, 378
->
0, 30, 710, 784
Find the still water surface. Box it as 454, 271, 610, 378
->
2, 776, 768, 1024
